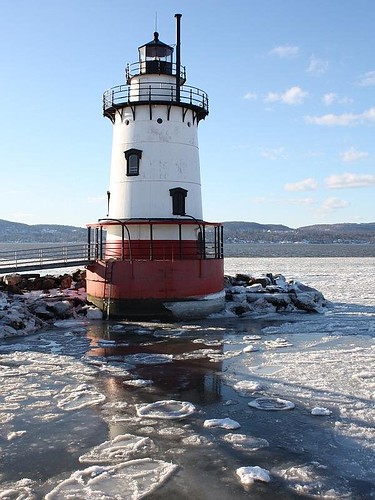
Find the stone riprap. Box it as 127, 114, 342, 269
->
0, 270, 328, 339
224, 273, 327, 316
0, 270, 90, 339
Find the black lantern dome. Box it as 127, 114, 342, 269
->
138, 32, 173, 75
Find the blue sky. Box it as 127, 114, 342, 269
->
1, 0, 374, 228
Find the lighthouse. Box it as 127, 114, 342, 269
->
86, 14, 224, 320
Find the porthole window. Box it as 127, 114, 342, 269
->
187, 121, 191, 127
125, 119, 130, 125
124, 148, 142, 176
157, 118, 163, 124
169, 187, 188, 215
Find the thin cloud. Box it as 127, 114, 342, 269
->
325, 172, 375, 189
244, 92, 257, 100
322, 92, 337, 106
261, 147, 287, 160
305, 106, 375, 126
357, 70, 375, 87
284, 178, 318, 192
306, 55, 329, 76
340, 147, 369, 163
264, 86, 308, 105
318, 197, 350, 213
322, 93, 353, 106
269, 45, 299, 58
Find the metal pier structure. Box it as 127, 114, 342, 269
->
0, 244, 92, 274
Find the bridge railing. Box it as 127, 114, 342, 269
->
0, 244, 90, 274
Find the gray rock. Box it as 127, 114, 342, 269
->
48, 300, 73, 319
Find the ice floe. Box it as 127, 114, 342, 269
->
248, 397, 295, 411
79, 433, 157, 463
264, 338, 293, 348
0, 478, 35, 500
123, 378, 153, 388
279, 462, 349, 498
124, 353, 173, 366
55, 384, 106, 411
136, 400, 195, 420
236, 465, 271, 486
0, 351, 108, 434
7, 430, 27, 441
222, 433, 269, 450
311, 407, 332, 416
45, 458, 178, 499
233, 380, 263, 394
243, 344, 260, 353
203, 418, 241, 430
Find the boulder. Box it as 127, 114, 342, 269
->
246, 284, 263, 293
31, 303, 55, 320
249, 298, 277, 313
86, 307, 103, 320
0, 324, 18, 338
234, 273, 251, 285
289, 281, 326, 313
48, 300, 73, 319
249, 277, 271, 288
263, 293, 292, 311
3, 274, 23, 286
60, 275, 73, 289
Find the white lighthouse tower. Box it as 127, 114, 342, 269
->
86, 14, 224, 320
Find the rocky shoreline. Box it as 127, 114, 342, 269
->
0, 270, 328, 339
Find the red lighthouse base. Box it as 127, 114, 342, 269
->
86, 220, 225, 320
86, 258, 225, 320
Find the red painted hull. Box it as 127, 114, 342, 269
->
86, 258, 224, 319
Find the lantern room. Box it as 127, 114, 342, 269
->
138, 32, 173, 76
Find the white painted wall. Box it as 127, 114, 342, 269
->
108, 101, 203, 221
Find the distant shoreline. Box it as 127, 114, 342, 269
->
1, 242, 375, 259
224, 242, 375, 258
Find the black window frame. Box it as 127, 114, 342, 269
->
124, 148, 142, 176
169, 187, 188, 215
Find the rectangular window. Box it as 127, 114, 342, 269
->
170, 187, 188, 215
124, 148, 142, 176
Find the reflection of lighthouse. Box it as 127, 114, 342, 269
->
86, 14, 224, 320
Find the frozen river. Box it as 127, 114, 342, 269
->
0, 256, 374, 499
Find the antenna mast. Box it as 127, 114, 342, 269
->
175, 13, 182, 102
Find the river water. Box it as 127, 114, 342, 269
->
0, 245, 374, 499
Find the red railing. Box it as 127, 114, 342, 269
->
87, 219, 223, 263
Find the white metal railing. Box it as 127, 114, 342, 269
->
0, 244, 90, 274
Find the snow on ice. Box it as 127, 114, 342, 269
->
236, 465, 271, 486
203, 417, 241, 430
311, 407, 333, 416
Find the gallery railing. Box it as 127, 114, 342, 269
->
0, 244, 90, 274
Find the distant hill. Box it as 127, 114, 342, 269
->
223, 221, 375, 244
0, 219, 374, 244
0, 219, 87, 243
